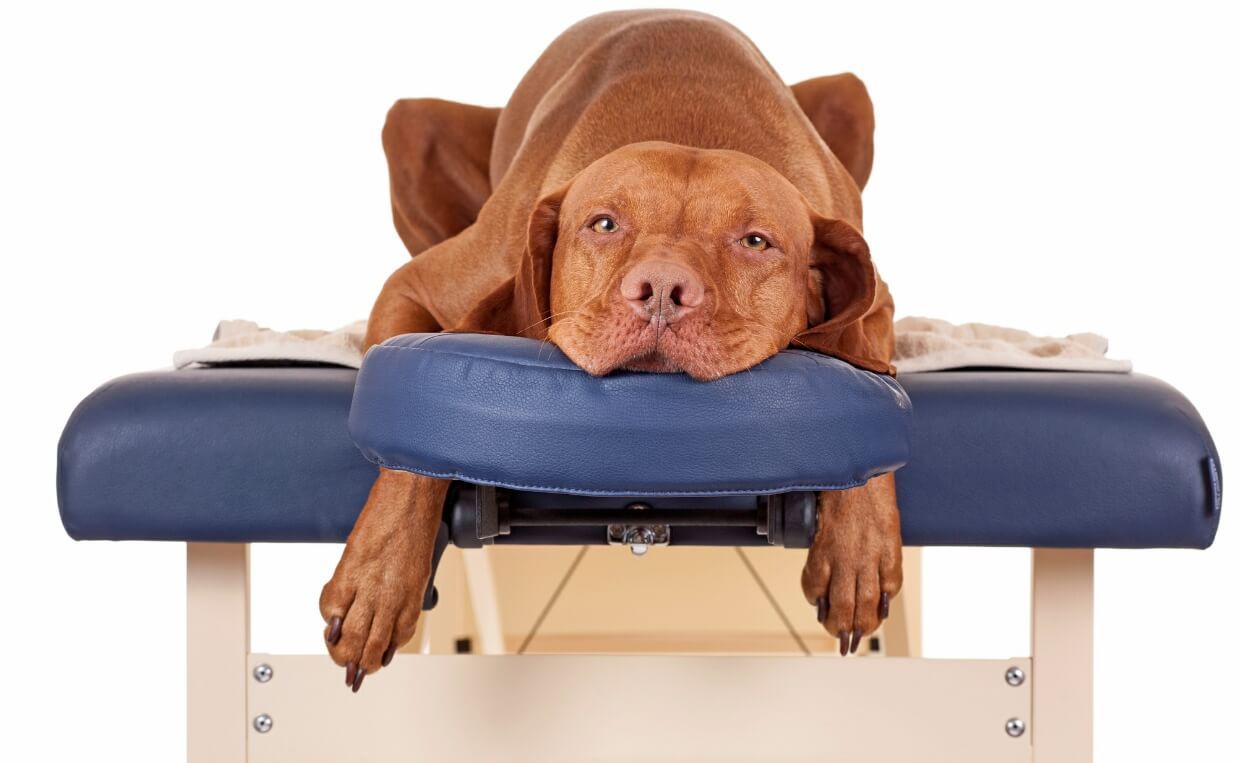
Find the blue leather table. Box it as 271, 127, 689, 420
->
57, 334, 1222, 550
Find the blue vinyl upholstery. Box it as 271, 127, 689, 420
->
895, 371, 1221, 548
57, 355, 1222, 549
58, 368, 377, 543
348, 333, 912, 496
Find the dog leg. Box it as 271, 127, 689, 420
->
801, 472, 903, 655
383, 98, 502, 255
364, 261, 443, 347
789, 73, 876, 190
319, 467, 450, 691
364, 221, 517, 346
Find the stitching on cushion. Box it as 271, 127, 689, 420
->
373, 343, 590, 374
374, 342, 843, 377
364, 454, 884, 496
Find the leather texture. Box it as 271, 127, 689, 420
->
896, 370, 1222, 548
58, 364, 1222, 548
349, 333, 913, 496
57, 367, 378, 543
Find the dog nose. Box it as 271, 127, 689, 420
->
620, 260, 704, 323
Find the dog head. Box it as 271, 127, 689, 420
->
524, 141, 880, 380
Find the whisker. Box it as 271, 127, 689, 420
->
517, 309, 581, 336
537, 337, 559, 362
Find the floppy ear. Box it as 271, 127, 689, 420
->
452, 178, 573, 338
790, 73, 876, 190
804, 214, 876, 331
509, 180, 573, 338
381, 98, 500, 256
796, 212, 896, 375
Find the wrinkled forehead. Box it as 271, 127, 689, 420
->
566, 144, 807, 233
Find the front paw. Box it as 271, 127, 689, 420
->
319, 550, 430, 692
318, 469, 448, 691
801, 474, 903, 655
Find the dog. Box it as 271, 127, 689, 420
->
321, 9, 901, 691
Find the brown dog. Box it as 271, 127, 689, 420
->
321, 9, 901, 691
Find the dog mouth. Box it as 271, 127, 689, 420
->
551, 319, 722, 380
618, 348, 687, 374
549, 301, 780, 381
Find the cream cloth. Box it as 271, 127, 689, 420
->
891, 316, 1132, 373
172, 319, 368, 369
173, 316, 1132, 373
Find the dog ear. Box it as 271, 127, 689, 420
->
381, 98, 500, 256
510, 180, 573, 338
790, 73, 876, 190
452, 177, 573, 338
804, 214, 876, 331
796, 211, 896, 375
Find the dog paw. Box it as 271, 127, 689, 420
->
319, 549, 430, 692
801, 475, 903, 655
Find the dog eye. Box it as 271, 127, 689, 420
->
591, 216, 619, 233
740, 233, 770, 251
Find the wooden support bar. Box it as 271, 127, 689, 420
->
248, 653, 1030, 762
1030, 548, 1093, 763
883, 545, 922, 657
187, 543, 251, 763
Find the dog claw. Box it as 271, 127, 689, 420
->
878, 592, 890, 621
816, 596, 828, 624
345, 661, 357, 687
326, 616, 342, 646
838, 631, 850, 657
849, 630, 863, 655
382, 644, 396, 667
351, 668, 366, 693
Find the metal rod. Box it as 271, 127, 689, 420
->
507, 507, 761, 527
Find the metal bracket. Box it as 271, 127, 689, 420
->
447, 486, 817, 548
756, 492, 817, 548
606, 502, 670, 555
474, 485, 510, 542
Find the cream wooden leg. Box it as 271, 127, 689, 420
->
182, 540, 1091, 761
401, 547, 504, 656
427, 548, 465, 654
187, 543, 250, 763
1030, 548, 1093, 762
461, 548, 505, 654
883, 545, 922, 657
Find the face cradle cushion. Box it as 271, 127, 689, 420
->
347, 333, 913, 497
57, 332, 1221, 550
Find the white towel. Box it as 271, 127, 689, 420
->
172, 319, 368, 369
891, 316, 1132, 373
173, 316, 1132, 373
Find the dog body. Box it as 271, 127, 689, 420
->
323, 10, 902, 690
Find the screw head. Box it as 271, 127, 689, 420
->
253, 663, 273, 683
253, 714, 273, 733
1005, 718, 1025, 738
1005, 666, 1025, 687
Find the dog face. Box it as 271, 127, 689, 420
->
538, 141, 874, 380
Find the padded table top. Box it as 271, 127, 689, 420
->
57, 364, 1222, 548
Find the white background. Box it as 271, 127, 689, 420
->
2, 1, 1234, 760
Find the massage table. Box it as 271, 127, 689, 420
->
57, 332, 1222, 762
